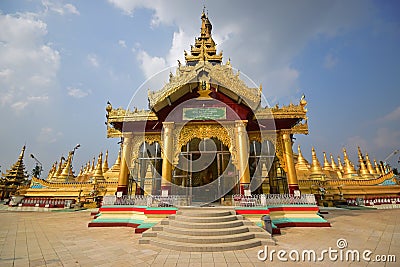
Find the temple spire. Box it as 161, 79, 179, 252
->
184, 9, 223, 65
102, 150, 109, 173
358, 147, 373, 179
331, 153, 343, 179
323, 152, 333, 171
295, 145, 309, 171
309, 147, 324, 180
342, 148, 357, 179
365, 153, 376, 175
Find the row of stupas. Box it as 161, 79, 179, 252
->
296, 146, 391, 180
46, 149, 121, 183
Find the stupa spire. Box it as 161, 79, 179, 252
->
323, 152, 333, 171
337, 156, 344, 173
342, 148, 357, 179
92, 152, 106, 182
102, 150, 109, 173
1, 145, 28, 186
295, 145, 309, 171
310, 147, 324, 179
357, 147, 373, 179
374, 159, 381, 175
365, 153, 376, 175
331, 153, 343, 179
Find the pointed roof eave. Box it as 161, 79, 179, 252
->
148, 62, 261, 112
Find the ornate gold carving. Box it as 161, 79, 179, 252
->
128, 134, 163, 167
107, 107, 158, 123
171, 123, 238, 168
275, 133, 286, 172
291, 121, 309, 135
148, 62, 261, 111
255, 102, 307, 120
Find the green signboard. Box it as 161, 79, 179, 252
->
183, 107, 226, 120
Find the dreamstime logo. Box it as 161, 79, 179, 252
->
120, 64, 277, 203
257, 238, 397, 263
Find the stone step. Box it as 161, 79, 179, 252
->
169, 214, 241, 223
154, 231, 256, 244
159, 225, 251, 236
166, 219, 245, 229
176, 210, 234, 217
140, 237, 264, 252
139, 207, 274, 251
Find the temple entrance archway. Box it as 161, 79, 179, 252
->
172, 137, 238, 204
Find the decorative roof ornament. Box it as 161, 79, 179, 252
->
185, 9, 223, 65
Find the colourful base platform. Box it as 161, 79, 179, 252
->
88, 204, 330, 234
88, 205, 178, 233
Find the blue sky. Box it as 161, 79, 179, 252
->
0, 0, 399, 176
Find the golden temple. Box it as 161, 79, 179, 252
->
3, 10, 399, 208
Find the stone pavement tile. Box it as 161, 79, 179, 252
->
226, 263, 241, 267
201, 256, 214, 263
187, 263, 201, 267
236, 256, 251, 263
213, 257, 227, 263
239, 263, 255, 267
177, 257, 190, 263
13, 259, 30, 267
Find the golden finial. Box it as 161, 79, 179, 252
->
365, 153, 376, 175
102, 150, 109, 173
93, 153, 103, 176
337, 155, 344, 172
259, 84, 262, 93
300, 94, 307, 107
295, 145, 310, 171
331, 154, 343, 179
358, 147, 373, 179
310, 147, 325, 180
184, 8, 222, 64
373, 159, 381, 175
323, 152, 333, 171
342, 148, 357, 179
330, 154, 338, 171
60, 151, 74, 181
91, 157, 95, 172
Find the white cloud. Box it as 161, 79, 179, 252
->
67, 87, 91, 98
42, 1, 80, 16
324, 53, 338, 69
374, 128, 400, 149
136, 50, 167, 79
37, 127, 63, 143
118, 39, 127, 48
87, 54, 99, 68
63, 3, 80, 15
382, 106, 400, 121
0, 12, 59, 110
110, 1, 371, 102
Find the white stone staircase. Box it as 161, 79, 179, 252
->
139, 207, 273, 252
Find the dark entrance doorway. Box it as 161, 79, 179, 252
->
172, 137, 238, 204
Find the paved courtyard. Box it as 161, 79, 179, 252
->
0, 205, 399, 266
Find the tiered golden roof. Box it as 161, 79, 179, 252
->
1, 145, 28, 185
184, 10, 223, 65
